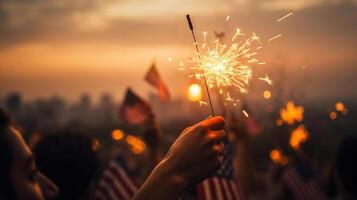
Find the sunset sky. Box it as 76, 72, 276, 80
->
0, 0, 356, 102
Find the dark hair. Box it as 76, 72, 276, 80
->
0, 108, 15, 200
34, 132, 99, 200
336, 137, 357, 196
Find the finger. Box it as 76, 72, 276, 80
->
200, 116, 225, 130
207, 130, 225, 144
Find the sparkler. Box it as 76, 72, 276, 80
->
186, 14, 215, 116
186, 29, 261, 96
184, 14, 269, 117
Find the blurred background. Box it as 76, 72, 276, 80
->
0, 0, 356, 199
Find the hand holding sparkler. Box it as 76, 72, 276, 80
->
133, 116, 226, 200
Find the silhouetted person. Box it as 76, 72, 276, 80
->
1, 107, 227, 200
336, 137, 357, 200
0, 108, 58, 200
34, 132, 100, 200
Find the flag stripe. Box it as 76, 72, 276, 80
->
203, 180, 213, 200
105, 169, 131, 199
282, 167, 325, 200
103, 172, 129, 200
93, 158, 139, 200
221, 179, 232, 200
229, 180, 240, 200
98, 180, 121, 200
109, 162, 137, 195
213, 178, 224, 200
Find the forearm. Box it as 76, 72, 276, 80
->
132, 159, 185, 200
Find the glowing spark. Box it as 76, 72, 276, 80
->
168, 57, 172, 62
243, 110, 249, 117
280, 101, 304, 125
202, 31, 208, 42
181, 22, 266, 105
232, 28, 244, 41
226, 15, 230, 21
290, 125, 309, 150
268, 34, 282, 42
225, 92, 234, 102
277, 12, 294, 23
199, 100, 208, 106
259, 74, 273, 86
185, 30, 261, 96
258, 62, 266, 65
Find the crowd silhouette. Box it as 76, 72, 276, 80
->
0, 91, 356, 200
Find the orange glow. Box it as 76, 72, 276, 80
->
335, 102, 347, 116
187, 84, 202, 102
335, 102, 345, 111
263, 90, 272, 99
330, 111, 337, 120
112, 129, 124, 141
126, 135, 146, 154
276, 119, 283, 126
270, 148, 288, 165
280, 101, 304, 125
289, 125, 309, 150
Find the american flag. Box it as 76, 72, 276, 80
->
144, 62, 170, 102
197, 139, 245, 200
93, 155, 139, 200
119, 88, 151, 125
282, 165, 325, 200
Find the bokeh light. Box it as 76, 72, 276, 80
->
187, 84, 202, 102
263, 90, 272, 99
280, 101, 304, 125
330, 111, 337, 120
270, 148, 288, 165
289, 125, 309, 150
112, 129, 124, 141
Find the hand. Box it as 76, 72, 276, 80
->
132, 116, 226, 200
162, 116, 226, 188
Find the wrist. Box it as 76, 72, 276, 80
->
153, 158, 188, 196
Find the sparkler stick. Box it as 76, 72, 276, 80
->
186, 14, 215, 116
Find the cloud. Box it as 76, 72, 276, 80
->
259, 0, 356, 10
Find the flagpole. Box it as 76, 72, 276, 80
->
186, 14, 215, 116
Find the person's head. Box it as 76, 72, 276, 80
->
336, 137, 357, 196
0, 108, 58, 200
34, 132, 99, 200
